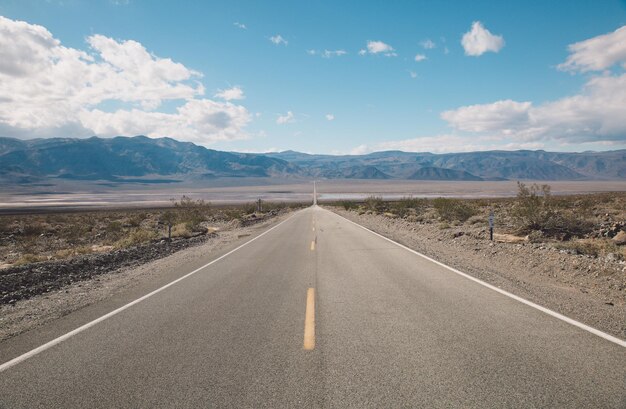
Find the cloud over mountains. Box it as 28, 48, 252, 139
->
0, 16, 250, 144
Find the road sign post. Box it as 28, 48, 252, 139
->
489, 210, 494, 241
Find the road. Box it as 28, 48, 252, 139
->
1, 206, 625, 408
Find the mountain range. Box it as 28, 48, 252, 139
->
1, 136, 625, 184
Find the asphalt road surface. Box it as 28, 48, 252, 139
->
1, 206, 625, 408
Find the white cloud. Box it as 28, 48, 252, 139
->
214, 86, 245, 101
441, 74, 626, 144
414, 54, 427, 62
439, 27, 626, 147
420, 39, 436, 49
0, 16, 250, 144
325, 114, 335, 121
352, 135, 545, 154
461, 21, 505, 56
270, 35, 288, 45
441, 100, 532, 133
358, 49, 367, 56
80, 99, 250, 144
308, 49, 347, 58
276, 111, 295, 124
365, 40, 397, 57
409, 71, 417, 78
558, 25, 626, 73
233, 22, 247, 29
323, 49, 346, 58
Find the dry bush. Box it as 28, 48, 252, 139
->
393, 197, 426, 218
554, 239, 624, 260
364, 195, 386, 213
173, 195, 211, 229
114, 228, 159, 248
432, 198, 476, 222
340, 200, 357, 210
513, 182, 593, 239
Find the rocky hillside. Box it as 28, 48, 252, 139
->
1, 136, 624, 183
0, 136, 302, 183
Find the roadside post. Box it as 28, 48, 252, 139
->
489, 210, 494, 241
257, 198, 262, 212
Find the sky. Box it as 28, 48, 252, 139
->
0, 0, 625, 154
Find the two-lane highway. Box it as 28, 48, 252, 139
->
1, 206, 625, 408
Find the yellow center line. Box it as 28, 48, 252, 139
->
303, 288, 315, 350
310, 239, 316, 251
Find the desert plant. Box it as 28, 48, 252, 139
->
513, 182, 592, 239
432, 198, 476, 222
364, 195, 386, 213
173, 195, 211, 229
340, 200, 357, 211
393, 197, 426, 218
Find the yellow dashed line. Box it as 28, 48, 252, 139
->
303, 288, 315, 350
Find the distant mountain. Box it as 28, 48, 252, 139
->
267, 149, 626, 181
0, 136, 302, 183
0, 136, 624, 184
408, 167, 483, 181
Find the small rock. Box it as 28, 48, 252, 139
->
612, 230, 626, 245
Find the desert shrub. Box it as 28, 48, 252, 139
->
513, 182, 592, 239
432, 198, 476, 222
393, 197, 426, 218
21, 218, 47, 236
364, 195, 386, 213
242, 202, 258, 214
340, 200, 357, 210
553, 239, 623, 259
15, 253, 47, 265
127, 212, 146, 228
173, 195, 211, 229
115, 228, 158, 248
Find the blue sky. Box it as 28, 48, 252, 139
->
0, 0, 625, 154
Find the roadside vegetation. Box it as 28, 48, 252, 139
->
332, 185, 626, 261
0, 198, 302, 268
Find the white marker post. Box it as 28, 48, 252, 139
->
489, 210, 494, 241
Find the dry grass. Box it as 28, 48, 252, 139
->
0, 199, 304, 268
331, 189, 626, 257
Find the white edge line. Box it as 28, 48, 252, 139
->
325, 208, 626, 348
0, 209, 304, 373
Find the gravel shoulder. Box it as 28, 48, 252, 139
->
0, 211, 294, 342
330, 207, 626, 340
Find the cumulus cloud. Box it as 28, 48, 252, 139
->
461, 21, 505, 56
214, 86, 245, 101
365, 40, 397, 57
351, 135, 544, 154
233, 22, 247, 29
414, 54, 427, 62
558, 25, 626, 73
269, 35, 288, 45
420, 39, 436, 49
276, 111, 295, 124
307, 49, 347, 58
325, 114, 335, 121
441, 77, 626, 144
0, 16, 250, 144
